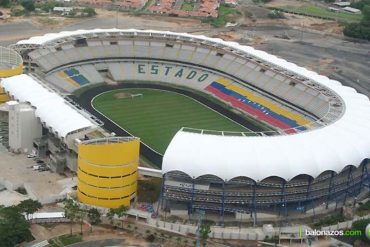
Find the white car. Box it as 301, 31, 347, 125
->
32, 165, 41, 170
27, 154, 37, 158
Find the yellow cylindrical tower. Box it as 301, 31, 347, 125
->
77, 137, 140, 208
0, 46, 23, 103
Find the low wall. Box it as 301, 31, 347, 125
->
147, 218, 265, 240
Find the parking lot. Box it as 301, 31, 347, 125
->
0, 149, 76, 205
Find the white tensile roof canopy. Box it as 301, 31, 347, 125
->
1, 74, 96, 138
161, 50, 370, 181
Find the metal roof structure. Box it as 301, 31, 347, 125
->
0, 74, 96, 138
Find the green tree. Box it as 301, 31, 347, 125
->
0, 205, 33, 247
20, 0, 35, 12
114, 205, 128, 229
199, 223, 211, 246
87, 208, 101, 232
63, 199, 79, 236
17, 199, 42, 220
343, 5, 370, 40
82, 7, 96, 17
75, 206, 86, 235
176, 236, 181, 245
352, 219, 370, 243
38, 0, 61, 12
0, 0, 10, 8
107, 208, 115, 225
362, 5, 370, 23
351, 0, 370, 10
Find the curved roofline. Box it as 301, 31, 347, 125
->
163, 158, 369, 182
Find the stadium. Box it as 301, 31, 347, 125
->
0, 29, 369, 222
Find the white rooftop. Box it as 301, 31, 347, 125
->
333, 2, 350, 6
27, 212, 65, 219
1, 74, 96, 138
343, 6, 361, 13
163, 66, 370, 181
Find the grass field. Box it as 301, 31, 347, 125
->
93, 89, 248, 154
181, 2, 194, 11
275, 5, 363, 23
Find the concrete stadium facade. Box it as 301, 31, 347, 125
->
5, 29, 370, 219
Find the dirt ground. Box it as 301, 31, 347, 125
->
0, 7, 210, 46
28, 223, 151, 246
114, 92, 131, 99
267, 0, 310, 8
0, 7, 209, 30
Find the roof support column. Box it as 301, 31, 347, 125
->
365, 162, 370, 188
357, 162, 366, 195
326, 171, 335, 209
280, 180, 287, 220
252, 181, 257, 227
306, 177, 316, 219
220, 180, 225, 226
190, 177, 195, 216
343, 166, 354, 206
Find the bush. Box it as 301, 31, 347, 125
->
15, 187, 27, 195
253, 0, 271, 3
58, 234, 82, 245
264, 235, 279, 243
37, 1, 63, 12
313, 211, 345, 227
0, 0, 10, 8
343, 5, 370, 41
146, 234, 156, 242
268, 10, 285, 19
343, 22, 370, 41
20, 0, 35, 12
357, 200, 370, 216
82, 7, 96, 17
351, 0, 370, 10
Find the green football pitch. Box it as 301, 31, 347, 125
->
92, 88, 249, 154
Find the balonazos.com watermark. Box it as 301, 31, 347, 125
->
299, 224, 370, 239
300, 229, 362, 237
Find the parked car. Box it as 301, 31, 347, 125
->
38, 166, 50, 172
32, 165, 41, 170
